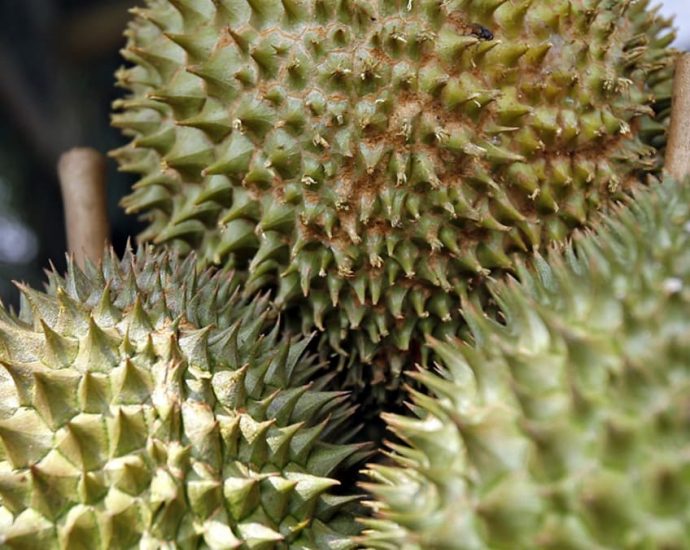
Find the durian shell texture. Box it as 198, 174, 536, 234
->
113, 0, 676, 395
361, 175, 690, 549
0, 248, 366, 549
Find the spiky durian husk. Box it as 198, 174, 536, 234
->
0, 247, 367, 549
361, 175, 690, 549
112, 0, 676, 397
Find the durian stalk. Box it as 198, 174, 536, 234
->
57, 147, 109, 266
665, 53, 690, 180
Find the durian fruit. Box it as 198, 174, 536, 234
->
360, 175, 690, 549
0, 247, 367, 549
112, 0, 676, 394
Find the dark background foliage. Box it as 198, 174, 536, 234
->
0, 0, 138, 308
0, 0, 687, 310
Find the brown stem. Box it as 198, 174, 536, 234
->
665, 53, 690, 181
57, 148, 110, 267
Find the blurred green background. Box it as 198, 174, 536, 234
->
0, 0, 687, 309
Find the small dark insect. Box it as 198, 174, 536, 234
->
470, 23, 494, 41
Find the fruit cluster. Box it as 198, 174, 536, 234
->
0, 1, 686, 548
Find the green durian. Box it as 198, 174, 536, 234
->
112, 0, 676, 397
360, 175, 690, 549
0, 247, 367, 549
